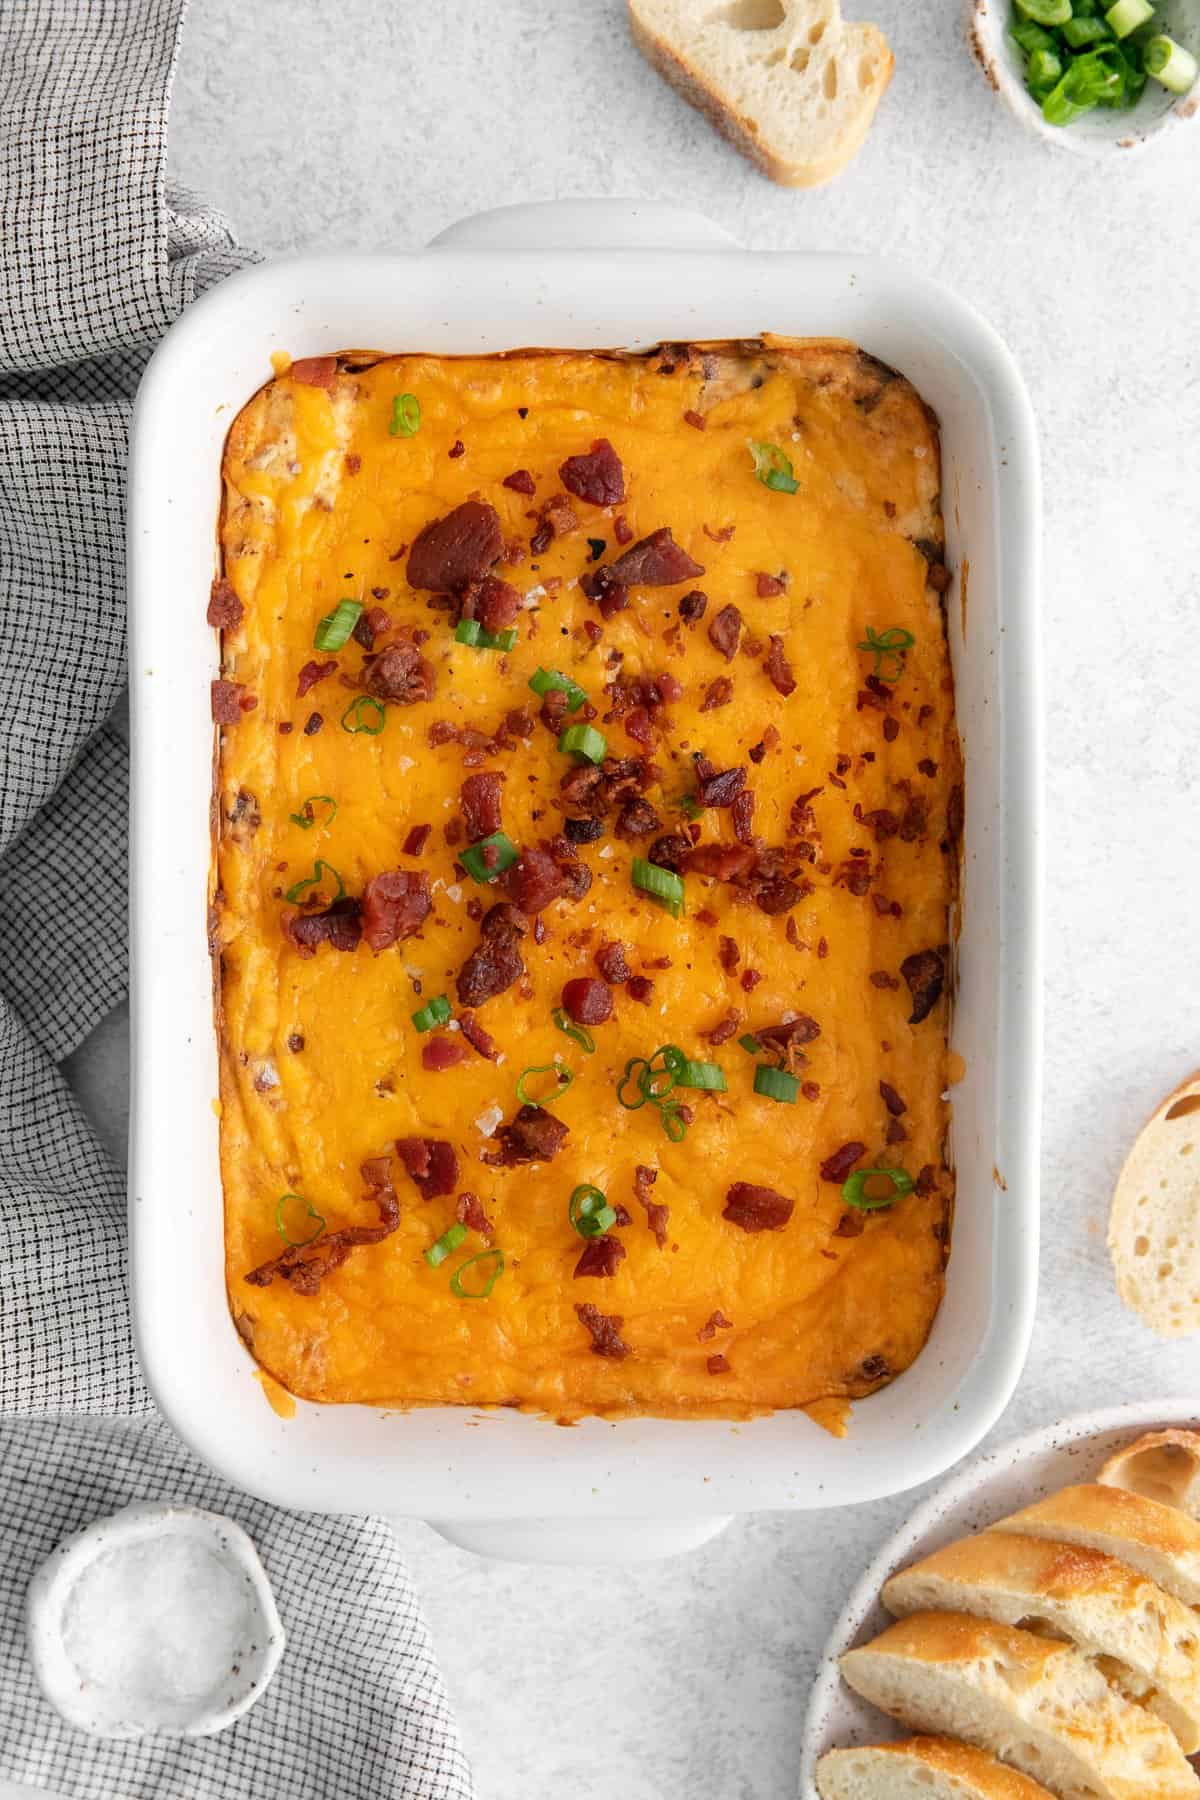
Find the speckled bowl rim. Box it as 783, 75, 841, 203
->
799, 1395, 1200, 1797
969, 0, 1200, 158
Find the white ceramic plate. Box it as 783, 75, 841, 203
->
799, 1395, 1200, 1796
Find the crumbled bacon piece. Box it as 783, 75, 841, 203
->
290, 355, 337, 389
834, 1211, 865, 1238
561, 977, 612, 1026
731, 790, 755, 844
901, 948, 946, 1024
615, 797, 661, 839
594, 940, 631, 984
207, 577, 243, 629
477, 576, 522, 635
458, 1012, 499, 1061
678, 590, 708, 625
703, 1011, 741, 1047
723, 1183, 794, 1233
647, 832, 691, 873
403, 823, 431, 856
613, 515, 633, 545
488, 1104, 569, 1166
683, 409, 706, 431
460, 771, 505, 842
707, 1354, 731, 1375
755, 1017, 820, 1069
353, 605, 393, 650
883, 715, 900, 743
503, 468, 536, 495
718, 936, 740, 973
696, 764, 746, 808
703, 522, 735, 543
700, 677, 733, 712
364, 638, 436, 705
284, 897, 362, 955
708, 604, 742, 661
880, 1080, 907, 1116
870, 970, 900, 990
448, 439, 465, 459
296, 658, 338, 697
756, 572, 787, 597
396, 1137, 459, 1199
505, 845, 567, 914
455, 1191, 495, 1241
303, 711, 323, 735
605, 525, 704, 589
408, 500, 503, 592
531, 492, 578, 553
684, 843, 755, 881
819, 1142, 867, 1184
697, 1310, 732, 1343
456, 902, 527, 1007
633, 1164, 669, 1249
915, 1165, 938, 1197
574, 1235, 626, 1279
625, 975, 654, 1004
765, 634, 796, 697
211, 679, 250, 724
558, 438, 625, 507
361, 869, 431, 952
575, 1302, 630, 1359
245, 1157, 399, 1295
422, 1034, 469, 1071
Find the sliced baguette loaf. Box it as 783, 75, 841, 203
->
882, 1529, 1200, 1753
627, 0, 893, 189
993, 1484, 1200, 1610
1101, 1429, 1200, 1518
815, 1737, 1056, 1800
1108, 1070, 1200, 1336
840, 1612, 1200, 1800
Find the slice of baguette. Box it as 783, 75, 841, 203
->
627, 0, 893, 189
882, 1530, 1200, 1752
816, 1737, 1056, 1800
840, 1613, 1200, 1800
992, 1484, 1200, 1610
1108, 1070, 1200, 1337
1101, 1430, 1200, 1518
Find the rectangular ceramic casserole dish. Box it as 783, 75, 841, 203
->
128, 201, 1042, 1558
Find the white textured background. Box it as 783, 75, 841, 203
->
36, 1, 1200, 1796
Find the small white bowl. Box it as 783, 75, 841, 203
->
26, 1502, 285, 1739
970, 0, 1200, 156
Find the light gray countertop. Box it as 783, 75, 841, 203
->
41, 2, 1200, 1795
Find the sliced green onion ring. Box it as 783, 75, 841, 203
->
738, 1033, 762, 1056
285, 859, 345, 905
553, 1007, 595, 1054
275, 1192, 325, 1246
456, 619, 518, 651
675, 1058, 727, 1092
289, 794, 338, 831
412, 994, 452, 1032
313, 598, 363, 652
754, 1064, 800, 1104
857, 624, 915, 683
1104, 0, 1152, 34
747, 438, 800, 495
569, 1184, 617, 1239
842, 1166, 916, 1212
459, 830, 520, 884
618, 1058, 650, 1109
390, 392, 421, 437
558, 723, 607, 764
450, 1247, 504, 1298
1015, 0, 1070, 23
341, 695, 386, 735
1062, 15, 1111, 46
659, 1103, 688, 1143
515, 1062, 574, 1107
631, 857, 685, 919
425, 1221, 467, 1268
1145, 33, 1198, 92
529, 667, 587, 711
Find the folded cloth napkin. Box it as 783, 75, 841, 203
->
0, 2, 474, 1794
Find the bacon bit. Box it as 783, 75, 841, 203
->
456, 902, 527, 1007
634, 1165, 669, 1249
901, 948, 946, 1024
345, 452, 362, 476
755, 1017, 820, 1070
456, 1191, 495, 1242
818, 937, 829, 959
915, 1164, 937, 1197
731, 789, 755, 844
765, 634, 796, 697
211, 679, 249, 724
724, 1183, 794, 1232
870, 970, 900, 990
422, 1034, 469, 1071
476, 576, 522, 635
574, 1234, 626, 1279
834, 858, 873, 897
361, 870, 431, 952
801, 1080, 820, 1102
562, 977, 612, 1026
574, 1302, 630, 1359
707, 1354, 731, 1375
503, 468, 536, 496
364, 638, 436, 705
696, 764, 746, 807
718, 937, 740, 973
531, 492, 578, 553
207, 577, 243, 630
408, 501, 503, 592
402, 824, 431, 857
303, 710, 324, 735
697, 1310, 732, 1343
755, 572, 787, 598
708, 604, 742, 661
396, 1137, 459, 1199
505, 844, 568, 914
615, 796, 661, 839
741, 969, 762, 993
834, 1211, 865, 1239
488, 1104, 569, 1166
683, 408, 706, 430
461, 771, 505, 841
700, 676, 733, 712
917, 757, 938, 778
819, 1142, 867, 1184
559, 438, 625, 507
703, 1010, 741, 1047
625, 975, 654, 1004
678, 590, 708, 627
685, 843, 755, 881
448, 439, 465, 459
290, 355, 337, 389
610, 515, 631, 546
285, 897, 362, 956
883, 716, 900, 743
594, 939, 631, 984
296, 658, 337, 697
872, 893, 902, 918
353, 605, 393, 650
608, 526, 704, 588
879, 1080, 907, 1116
245, 1158, 399, 1295
444, 817, 464, 848
459, 1011, 499, 1061
287, 1033, 304, 1053
886, 1117, 908, 1146
703, 522, 735, 543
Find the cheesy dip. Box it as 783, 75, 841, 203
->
212, 337, 960, 1421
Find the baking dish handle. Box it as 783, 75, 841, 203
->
426, 1513, 732, 1565
429, 199, 737, 254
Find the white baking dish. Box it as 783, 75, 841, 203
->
127, 201, 1042, 1562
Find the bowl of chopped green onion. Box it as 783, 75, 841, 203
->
972, 0, 1199, 153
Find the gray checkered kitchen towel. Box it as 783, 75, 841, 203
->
0, 2, 474, 1794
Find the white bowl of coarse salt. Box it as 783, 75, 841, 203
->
26, 1502, 285, 1738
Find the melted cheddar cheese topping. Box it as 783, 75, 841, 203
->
216, 338, 959, 1420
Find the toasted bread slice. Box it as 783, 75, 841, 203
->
627, 0, 893, 188
993, 1484, 1200, 1610
882, 1530, 1200, 1752
1101, 1430, 1200, 1518
840, 1613, 1199, 1800
816, 1737, 1056, 1800
1108, 1070, 1200, 1337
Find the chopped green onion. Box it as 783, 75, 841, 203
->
1105, 0, 1153, 35
529, 667, 587, 711
754, 1064, 800, 1104
289, 794, 337, 831
553, 1007, 595, 1054
631, 857, 685, 919
569, 1184, 617, 1239
1062, 15, 1112, 46
674, 791, 704, 821
285, 859, 344, 905
455, 618, 518, 652
275, 1192, 325, 1246
558, 723, 607, 764
660, 1104, 688, 1143
1027, 45, 1063, 85
412, 994, 452, 1032
341, 695, 386, 735
450, 1247, 504, 1298
747, 438, 800, 495
1145, 33, 1198, 92
515, 1062, 574, 1107
738, 1033, 762, 1055
842, 1166, 916, 1212
390, 392, 421, 437
616, 1049, 692, 1140
313, 598, 363, 652
618, 1058, 650, 1109
459, 830, 519, 884
857, 624, 915, 684
425, 1222, 467, 1268
1010, 16, 1059, 53
1015, 0, 1071, 23
675, 1058, 727, 1092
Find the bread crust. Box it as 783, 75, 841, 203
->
1109, 1070, 1200, 1338
817, 1737, 1055, 1800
